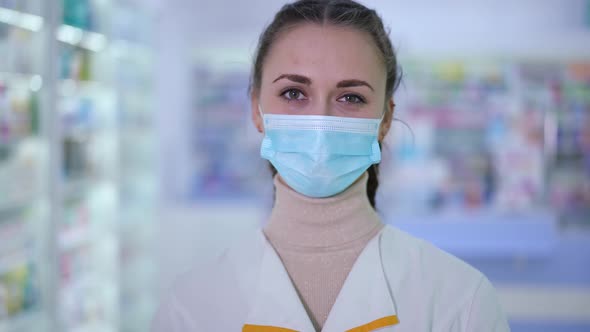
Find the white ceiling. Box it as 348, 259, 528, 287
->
156, 0, 590, 59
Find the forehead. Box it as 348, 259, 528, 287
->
263, 23, 386, 84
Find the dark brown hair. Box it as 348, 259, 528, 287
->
250, 0, 401, 208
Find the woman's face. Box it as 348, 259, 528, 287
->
251, 23, 394, 140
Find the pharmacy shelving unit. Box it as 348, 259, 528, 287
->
0, 1, 156, 331
376, 59, 590, 258
110, 3, 157, 331
0, 1, 51, 331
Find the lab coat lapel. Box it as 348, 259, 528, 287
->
243, 232, 316, 332
322, 231, 399, 332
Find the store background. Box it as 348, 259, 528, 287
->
1, 0, 589, 331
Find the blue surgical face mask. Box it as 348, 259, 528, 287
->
259, 106, 382, 198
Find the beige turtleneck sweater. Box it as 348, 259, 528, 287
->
263, 172, 384, 331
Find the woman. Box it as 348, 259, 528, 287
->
152, 1, 510, 331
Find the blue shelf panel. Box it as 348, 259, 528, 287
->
510, 320, 590, 332
385, 212, 558, 259
466, 229, 590, 286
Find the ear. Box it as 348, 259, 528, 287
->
250, 90, 264, 133
378, 98, 395, 141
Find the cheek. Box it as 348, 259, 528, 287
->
374, 102, 389, 118
261, 97, 292, 115
259, 88, 280, 114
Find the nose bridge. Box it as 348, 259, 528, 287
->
312, 93, 333, 116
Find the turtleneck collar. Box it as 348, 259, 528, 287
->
263, 172, 383, 250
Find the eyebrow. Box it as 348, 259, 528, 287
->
273, 74, 374, 91
273, 74, 311, 85
336, 79, 374, 91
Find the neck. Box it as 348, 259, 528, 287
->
264, 172, 382, 250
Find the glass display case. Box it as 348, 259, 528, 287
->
0, 0, 49, 330
111, 2, 157, 331
0, 0, 156, 331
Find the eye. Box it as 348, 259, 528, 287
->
338, 94, 366, 104
281, 88, 306, 101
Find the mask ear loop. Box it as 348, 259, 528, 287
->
375, 103, 417, 161
381, 101, 416, 146
258, 104, 268, 131
391, 118, 415, 147
258, 104, 264, 118
371, 104, 393, 163
257, 104, 276, 158
376, 102, 395, 135
377, 101, 397, 126
391, 103, 415, 149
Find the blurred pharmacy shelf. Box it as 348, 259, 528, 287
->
0, 0, 157, 331
0, 0, 49, 329
114, 6, 157, 329
184, 56, 590, 286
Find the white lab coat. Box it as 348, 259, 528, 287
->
152, 225, 510, 331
